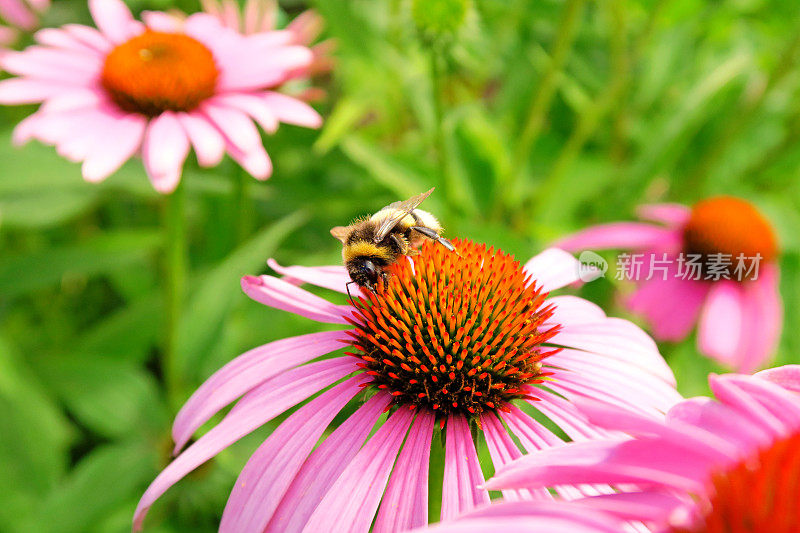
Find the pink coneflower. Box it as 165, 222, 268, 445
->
0, 0, 48, 54
556, 196, 782, 372
472, 365, 800, 533
134, 238, 680, 532
0, 0, 322, 193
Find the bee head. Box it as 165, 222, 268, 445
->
348, 258, 387, 292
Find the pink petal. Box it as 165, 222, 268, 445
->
667, 397, 773, 451
697, 280, 745, 367
200, 100, 263, 154
709, 374, 800, 434
133, 357, 357, 531
265, 392, 392, 533
176, 112, 226, 167
502, 405, 565, 450
226, 143, 272, 179
635, 203, 691, 227
528, 389, 612, 442
267, 259, 352, 294
523, 248, 587, 292
554, 222, 681, 252
63, 23, 112, 52
755, 365, 800, 394
82, 113, 146, 182
0, 78, 71, 103
302, 407, 415, 533
218, 45, 313, 91
141, 10, 181, 32
241, 274, 351, 324
0, 0, 36, 30
481, 413, 546, 501
1, 46, 101, 81
373, 410, 435, 533
545, 295, 607, 325
550, 317, 675, 385
220, 376, 364, 533
441, 415, 490, 521
735, 265, 782, 372
574, 491, 685, 523
627, 274, 709, 341
172, 330, 347, 453
214, 93, 280, 133
142, 112, 190, 193
262, 91, 323, 128
89, 0, 140, 43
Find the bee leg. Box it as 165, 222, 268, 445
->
389, 233, 408, 254
411, 226, 456, 252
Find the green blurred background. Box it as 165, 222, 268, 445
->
2, 0, 800, 531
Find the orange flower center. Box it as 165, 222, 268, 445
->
682, 197, 777, 281
346, 239, 560, 419
673, 430, 800, 533
101, 31, 219, 116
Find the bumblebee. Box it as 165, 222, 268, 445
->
331, 188, 455, 292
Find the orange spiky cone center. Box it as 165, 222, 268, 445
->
101, 31, 218, 116
682, 197, 777, 281
346, 239, 560, 419
673, 430, 800, 533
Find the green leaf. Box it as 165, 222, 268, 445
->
27, 441, 158, 533
176, 210, 308, 386
339, 136, 428, 199
0, 230, 161, 299
33, 354, 167, 438
0, 337, 73, 530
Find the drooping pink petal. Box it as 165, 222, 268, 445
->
214, 92, 280, 133
697, 280, 745, 367
755, 364, 800, 394
142, 112, 190, 193
666, 397, 773, 451
62, 23, 113, 52
302, 408, 415, 533
218, 45, 313, 91
734, 265, 782, 372
172, 330, 347, 453
82, 113, 147, 182
88, 0, 141, 43
481, 413, 545, 501
241, 274, 351, 324
373, 410, 435, 533
0, 77, 73, 103
226, 143, 272, 179
219, 375, 365, 533
544, 295, 607, 326
627, 274, 709, 342
200, 100, 262, 155
267, 259, 352, 294
265, 392, 392, 533
635, 203, 691, 228
441, 415, 490, 521
133, 357, 358, 531
176, 112, 226, 168
554, 222, 681, 252
0, 0, 36, 30
140, 10, 181, 32
262, 91, 323, 128
572, 491, 686, 524
709, 374, 800, 434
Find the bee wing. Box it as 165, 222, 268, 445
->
373, 188, 435, 243
330, 226, 351, 243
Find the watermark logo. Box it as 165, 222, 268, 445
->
577, 250, 607, 282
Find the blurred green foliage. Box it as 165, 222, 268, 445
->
2, 0, 800, 531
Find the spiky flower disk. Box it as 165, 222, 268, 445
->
346, 239, 560, 419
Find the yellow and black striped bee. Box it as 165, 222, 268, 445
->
331, 188, 455, 292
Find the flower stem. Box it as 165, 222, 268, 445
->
163, 181, 187, 410
232, 166, 252, 246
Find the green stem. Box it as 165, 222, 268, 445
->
232, 167, 252, 246
507, 0, 586, 196
163, 181, 187, 410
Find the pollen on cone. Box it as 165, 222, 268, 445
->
348, 239, 559, 419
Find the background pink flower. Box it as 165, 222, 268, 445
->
478, 365, 800, 532
0, 0, 322, 193
0, 0, 48, 55
556, 197, 782, 372
133, 239, 680, 532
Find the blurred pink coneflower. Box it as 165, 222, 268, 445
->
134, 238, 680, 532
557, 196, 782, 372
0, 0, 322, 193
451, 365, 800, 533
0, 0, 48, 54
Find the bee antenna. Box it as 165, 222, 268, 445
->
346, 280, 357, 304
